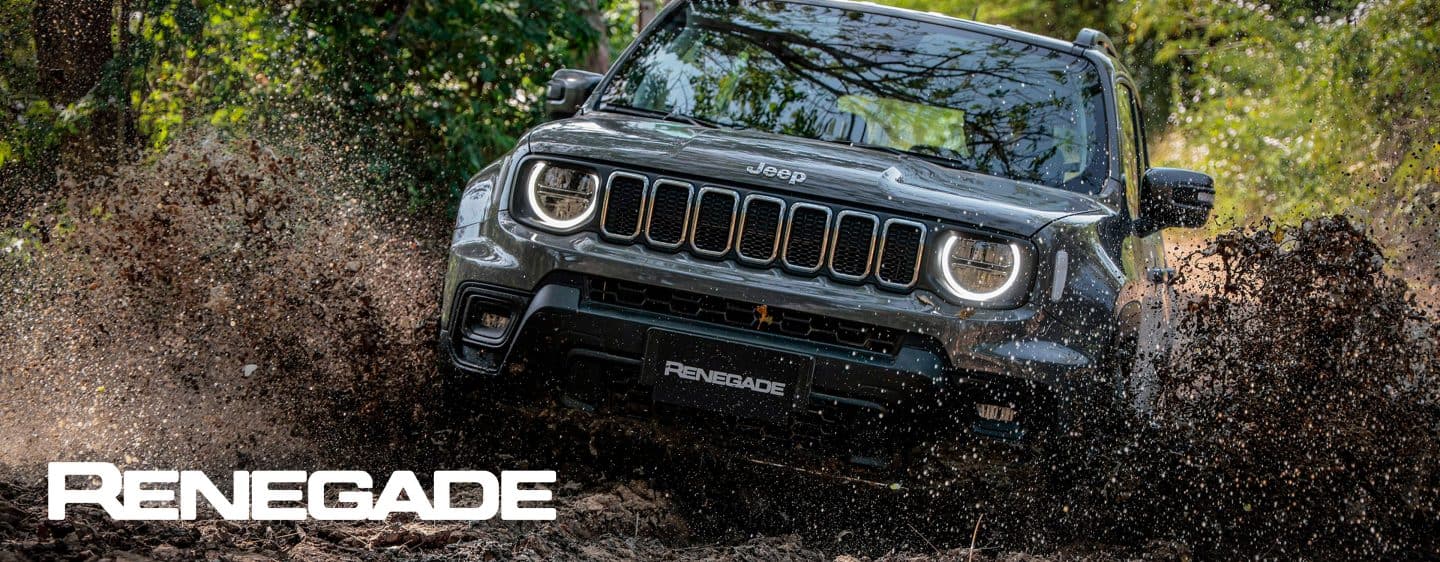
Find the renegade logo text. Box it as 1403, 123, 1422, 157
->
48, 463, 556, 521
664, 360, 787, 396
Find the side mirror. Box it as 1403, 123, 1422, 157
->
545, 69, 603, 120
1140, 167, 1215, 231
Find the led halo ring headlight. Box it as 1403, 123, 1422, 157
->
523, 160, 600, 231
936, 231, 1025, 303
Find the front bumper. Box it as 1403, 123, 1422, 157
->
440, 212, 1111, 461
443, 274, 1058, 461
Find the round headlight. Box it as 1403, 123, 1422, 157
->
938, 233, 1022, 302
524, 161, 599, 230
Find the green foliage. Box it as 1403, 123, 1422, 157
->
292, 0, 596, 202
3, 0, 598, 206
125, 0, 596, 204
133, 1, 312, 148
1127, 0, 1440, 227
871, 0, 1110, 40
1, 0, 49, 167
604, 0, 639, 56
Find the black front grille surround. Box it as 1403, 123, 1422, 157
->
782, 203, 832, 273
586, 277, 905, 355
828, 211, 879, 280
875, 219, 926, 289
645, 179, 693, 248
600, 172, 648, 240
690, 187, 739, 257
736, 195, 785, 265
554, 158, 933, 292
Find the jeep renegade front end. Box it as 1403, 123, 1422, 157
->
440, 0, 1215, 469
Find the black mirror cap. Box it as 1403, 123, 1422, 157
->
545, 69, 604, 120
1141, 167, 1215, 231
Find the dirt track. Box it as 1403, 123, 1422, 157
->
2, 132, 1436, 560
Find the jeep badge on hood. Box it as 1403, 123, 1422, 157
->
745, 161, 807, 184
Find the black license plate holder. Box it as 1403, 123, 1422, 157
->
643, 330, 813, 424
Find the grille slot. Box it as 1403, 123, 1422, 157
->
876, 219, 926, 289
782, 204, 831, 272
587, 277, 904, 354
601, 172, 647, 240
736, 196, 784, 264
690, 187, 739, 256
828, 211, 878, 280
645, 180, 693, 248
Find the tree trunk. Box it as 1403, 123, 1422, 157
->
33, 0, 114, 105
581, 0, 610, 73
637, 0, 660, 33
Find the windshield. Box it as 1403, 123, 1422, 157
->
598, 0, 1110, 193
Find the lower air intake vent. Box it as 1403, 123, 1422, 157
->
586, 277, 904, 354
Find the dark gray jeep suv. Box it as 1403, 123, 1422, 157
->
440, 0, 1214, 470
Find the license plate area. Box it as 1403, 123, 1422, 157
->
643, 330, 813, 424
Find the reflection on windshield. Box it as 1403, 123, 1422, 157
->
599, 0, 1109, 193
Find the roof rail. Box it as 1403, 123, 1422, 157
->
1074, 28, 1120, 60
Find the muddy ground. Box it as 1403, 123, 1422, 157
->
1, 132, 1436, 560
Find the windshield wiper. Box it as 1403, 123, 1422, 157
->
600, 103, 727, 129
824, 139, 908, 157
825, 139, 977, 173
662, 107, 722, 129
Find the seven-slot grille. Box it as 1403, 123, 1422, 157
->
598, 171, 926, 290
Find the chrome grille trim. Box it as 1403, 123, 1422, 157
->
688, 186, 740, 257
781, 203, 833, 274
875, 218, 927, 290
644, 179, 694, 249
827, 210, 879, 281
600, 171, 649, 241
735, 194, 786, 266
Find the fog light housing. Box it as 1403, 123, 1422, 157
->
460, 295, 520, 346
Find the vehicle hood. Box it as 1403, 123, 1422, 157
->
524, 113, 1108, 237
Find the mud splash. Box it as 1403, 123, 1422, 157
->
0, 130, 449, 472
1136, 217, 1440, 557
1, 132, 1437, 559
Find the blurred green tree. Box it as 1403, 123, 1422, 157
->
3, 0, 601, 207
